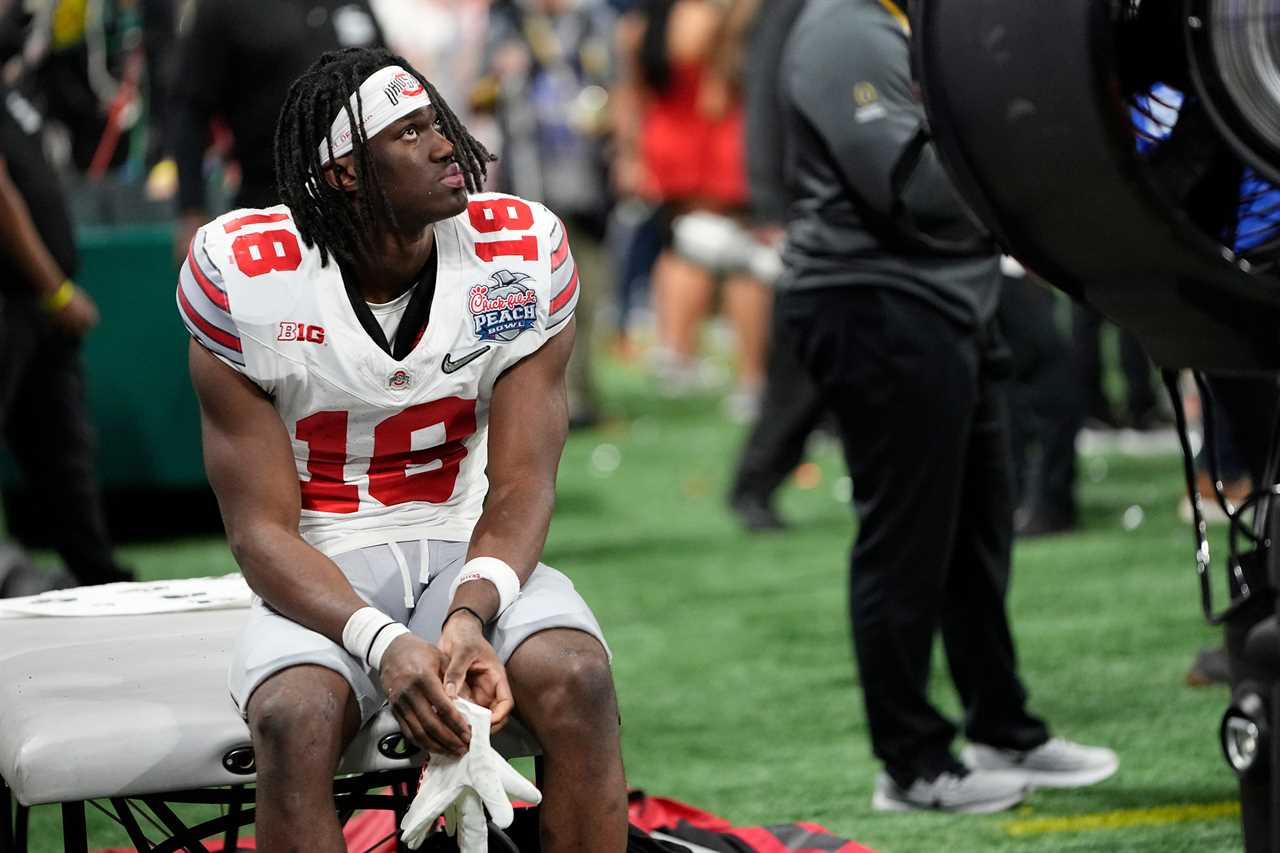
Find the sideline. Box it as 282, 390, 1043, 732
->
1002, 801, 1240, 837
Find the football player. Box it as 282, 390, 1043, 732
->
177, 47, 625, 852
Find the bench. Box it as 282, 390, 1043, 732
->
0, 602, 540, 852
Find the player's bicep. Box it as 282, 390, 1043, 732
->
177, 227, 249, 365
487, 318, 575, 487
188, 340, 301, 546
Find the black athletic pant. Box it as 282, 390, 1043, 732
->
729, 303, 826, 505
778, 286, 1049, 786
1073, 305, 1157, 423
0, 291, 124, 585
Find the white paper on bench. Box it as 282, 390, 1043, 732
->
0, 574, 252, 618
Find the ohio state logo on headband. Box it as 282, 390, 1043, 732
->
320, 65, 432, 163
384, 72, 424, 106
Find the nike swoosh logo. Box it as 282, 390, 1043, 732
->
441, 345, 492, 374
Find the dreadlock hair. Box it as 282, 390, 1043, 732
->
274, 47, 495, 267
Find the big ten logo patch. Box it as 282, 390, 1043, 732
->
468, 270, 538, 342
277, 322, 326, 344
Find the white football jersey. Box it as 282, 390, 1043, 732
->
177, 193, 579, 558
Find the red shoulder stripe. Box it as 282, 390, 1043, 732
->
550, 228, 570, 272
550, 264, 579, 315
187, 241, 229, 312
178, 284, 242, 352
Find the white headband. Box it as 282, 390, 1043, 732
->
319, 65, 432, 164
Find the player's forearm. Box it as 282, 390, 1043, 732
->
0, 160, 67, 298
466, 477, 556, 583
229, 523, 369, 642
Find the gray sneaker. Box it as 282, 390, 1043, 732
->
961, 737, 1119, 789
871, 769, 1028, 814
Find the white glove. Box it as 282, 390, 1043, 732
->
400, 698, 543, 850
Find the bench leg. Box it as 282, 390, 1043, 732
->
222, 787, 244, 852
61, 802, 87, 853
109, 799, 154, 851
0, 781, 11, 853
13, 805, 26, 853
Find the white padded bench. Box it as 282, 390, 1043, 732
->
0, 605, 540, 852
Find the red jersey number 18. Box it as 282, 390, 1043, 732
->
469, 198, 538, 262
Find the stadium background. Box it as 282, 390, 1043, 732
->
0, 0, 1256, 848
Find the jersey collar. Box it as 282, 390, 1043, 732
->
339, 244, 439, 361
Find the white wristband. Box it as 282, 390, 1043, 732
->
342, 606, 408, 669
368, 622, 410, 670
448, 557, 521, 619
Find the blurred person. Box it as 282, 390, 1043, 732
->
139, 0, 181, 191
368, 0, 497, 152
613, 0, 770, 409
1178, 377, 1254, 527
169, 0, 383, 260
479, 0, 617, 428
605, 193, 662, 359
1073, 306, 1166, 431
0, 56, 133, 592
999, 260, 1081, 538
724, 0, 821, 532
776, 0, 1117, 812
0, 0, 24, 68
178, 47, 624, 851
11, 0, 132, 173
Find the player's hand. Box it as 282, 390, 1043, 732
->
379, 633, 472, 757
49, 286, 100, 338
439, 611, 515, 733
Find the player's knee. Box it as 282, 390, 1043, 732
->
529, 651, 616, 736
248, 669, 352, 760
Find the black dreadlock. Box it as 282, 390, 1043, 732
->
274, 47, 495, 267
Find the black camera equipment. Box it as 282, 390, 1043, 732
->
913, 1, 1280, 849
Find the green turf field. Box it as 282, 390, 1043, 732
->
19, 362, 1245, 852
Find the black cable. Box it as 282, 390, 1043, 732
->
1164, 369, 1219, 622
1192, 371, 1261, 545
490, 823, 521, 853
1166, 368, 1280, 623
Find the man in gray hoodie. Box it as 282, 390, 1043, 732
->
775, 0, 1117, 813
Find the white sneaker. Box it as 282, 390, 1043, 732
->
961, 737, 1119, 789
871, 770, 1028, 814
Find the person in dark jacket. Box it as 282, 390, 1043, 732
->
0, 73, 132, 593
168, 0, 383, 260
775, 0, 1116, 812
723, 0, 827, 532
